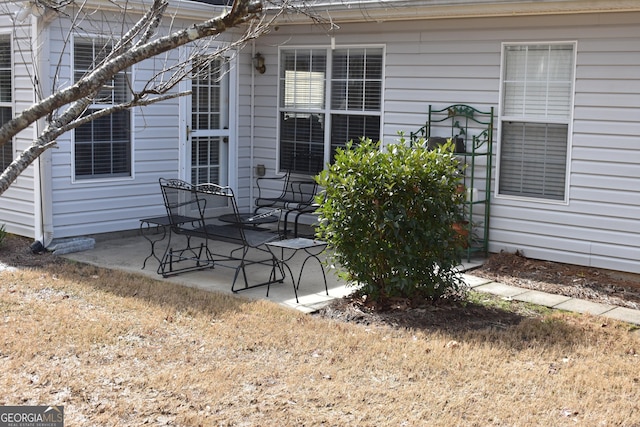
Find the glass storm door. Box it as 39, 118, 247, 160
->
188, 57, 230, 186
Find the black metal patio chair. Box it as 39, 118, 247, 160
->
254, 170, 319, 237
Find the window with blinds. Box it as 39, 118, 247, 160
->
74, 37, 131, 179
0, 35, 12, 171
279, 47, 383, 175
498, 43, 574, 201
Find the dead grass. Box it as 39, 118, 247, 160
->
1, 240, 640, 425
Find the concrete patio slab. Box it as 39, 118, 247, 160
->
62, 233, 353, 312
61, 231, 479, 313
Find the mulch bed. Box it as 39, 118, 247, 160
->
472, 250, 640, 310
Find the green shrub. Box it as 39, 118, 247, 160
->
315, 137, 466, 304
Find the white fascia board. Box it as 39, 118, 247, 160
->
77, 0, 231, 20
270, 0, 640, 24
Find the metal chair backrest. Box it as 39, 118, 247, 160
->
256, 170, 318, 209
159, 178, 204, 231
289, 177, 318, 205
195, 182, 238, 214
196, 182, 281, 247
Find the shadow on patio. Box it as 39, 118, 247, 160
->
61, 229, 484, 313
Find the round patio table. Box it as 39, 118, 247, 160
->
218, 212, 279, 227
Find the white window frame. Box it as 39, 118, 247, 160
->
71, 35, 133, 182
277, 45, 385, 174
496, 41, 576, 204
0, 33, 12, 171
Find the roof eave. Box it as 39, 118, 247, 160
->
72, 0, 231, 20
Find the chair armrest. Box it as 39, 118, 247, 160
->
255, 173, 291, 208
289, 179, 318, 206
256, 174, 288, 193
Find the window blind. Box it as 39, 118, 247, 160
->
499, 121, 567, 200
280, 50, 326, 110
503, 44, 573, 120
0, 36, 11, 170
499, 43, 573, 200
74, 38, 131, 179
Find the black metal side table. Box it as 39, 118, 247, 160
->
265, 238, 328, 303
139, 215, 197, 271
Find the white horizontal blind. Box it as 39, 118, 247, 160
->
499, 121, 567, 200
503, 44, 573, 119
0, 35, 11, 170
499, 43, 574, 201
330, 48, 382, 154
74, 38, 131, 179
283, 71, 325, 109
279, 49, 327, 174
280, 49, 326, 110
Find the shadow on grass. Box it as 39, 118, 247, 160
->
0, 234, 607, 353
1, 234, 261, 319
314, 291, 598, 352
68, 260, 255, 316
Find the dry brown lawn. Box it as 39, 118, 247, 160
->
1, 236, 640, 426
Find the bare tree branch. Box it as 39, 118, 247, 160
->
0, 0, 281, 195
58, 91, 191, 136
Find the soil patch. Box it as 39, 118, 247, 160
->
0, 234, 64, 269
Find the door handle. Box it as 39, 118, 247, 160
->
186, 125, 191, 140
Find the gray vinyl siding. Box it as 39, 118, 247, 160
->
236, 42, 267, 211
237, 42, 279, 211
46, 13, 185, 238
252, 11, 640, 274
489, 14, 640, 274
0, 13, 37, 237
